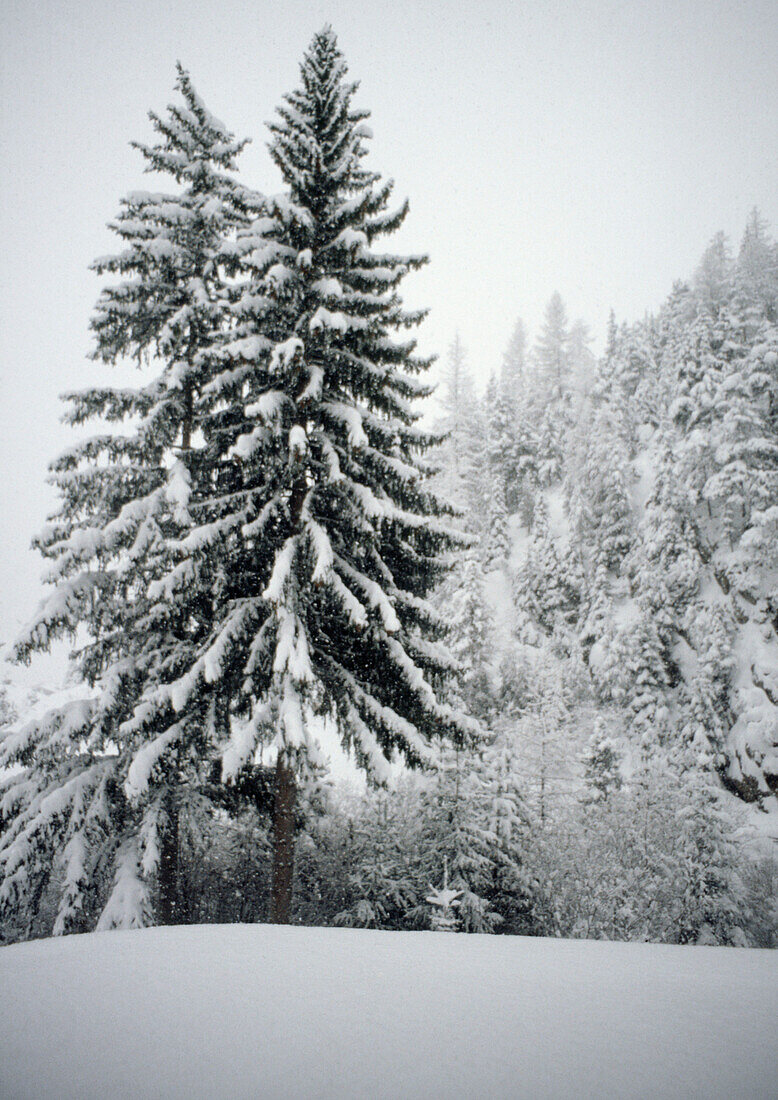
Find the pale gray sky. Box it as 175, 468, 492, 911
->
1, 0, 777, 663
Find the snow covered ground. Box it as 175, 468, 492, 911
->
1, 925, 775, 1100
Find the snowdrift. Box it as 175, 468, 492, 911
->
1, 925, 775, 1100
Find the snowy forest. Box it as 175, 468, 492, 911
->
1, 27, 777, 951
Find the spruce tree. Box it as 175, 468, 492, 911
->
567, 319, 596, 397
423, 743, 500, 932
513, 496, 580, 639
693, 231, 733, 317
483, 484, 510, 571
592, 310, 621, 404
534, 291, 570, 392
434, 335, 487, 524
532, 291, 572, 483
497, 318, 537, 520
198, 27, 472, 921
446, 555, 492, 686
678, 601, 734, 769
484, 371, 523, 516
704, 317, 778, 797
582, 719, 623, 803
568, 405, 633, 577
1, 68, 252, 933
736, 208, 778, 322
501, 316, 527, 399
481, 730, 532, 932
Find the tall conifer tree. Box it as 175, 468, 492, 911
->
532, 291, 572, 484
500, 317, 527, 405
434, 334, 486, 522
0, 68, 253, 932
199, 27, 472, 920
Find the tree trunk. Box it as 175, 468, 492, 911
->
269, 752, 296, 923
158, 791, 179, 925
267, 346, 306, 924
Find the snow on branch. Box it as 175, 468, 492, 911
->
125, 722, 185, 801
244, 390, 288, 422
221, 701, 272, 781
305, 518, 334, 584
335, 556, 399, 632
269, 336, 304, 372
309, 307, 369, 334
273, 608, 313, 683
320, 402, 368, 450
345, 703, 394, 784
165, 460, 192, 524
263, 536, 298, 605
95, 838, 152, 931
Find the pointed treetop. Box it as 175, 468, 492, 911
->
694, 231, 733, 315
131, 64, 250, 184
314, 23, 338, 49
501, 317, 527, 395
268, 24, 379, 207
299, 24, 348, 88
740, 207, 769, 251
735, 207, 777, 320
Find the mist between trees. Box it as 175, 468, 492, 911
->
1, 28, 777, 948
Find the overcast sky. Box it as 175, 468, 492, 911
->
1, 0, 777, 670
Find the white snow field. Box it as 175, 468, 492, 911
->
0, 925, 776, 1100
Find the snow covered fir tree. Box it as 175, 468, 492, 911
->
1, 30, 777, 949
1, 64, 257, 935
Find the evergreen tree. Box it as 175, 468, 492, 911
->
439, 334, 476, 453
582, 719, 623, 803
534, 291, 570, 391
532, 292, 572, 484
332, 782, 421, 930
629, 750, 749, 945
568, 405, 633, 577
501, 316, 527, 401
678, 601, 734, 768
422, 744, 501, 932
513, 496, 580, 640
567, 318, 596, 406
704, 312, 778, 559
497, 318, 538, 521
631, 433, 702, 619
484, 368, 534, 517
706, 319, 778, 798
482, 377, 512, 567
1, 31, 472, 936
481, 730, 533, 932
445, 552, 493, 716
592, 310, 621, 404
670, 306, 741, 528
199, 28, 473, 921
483, 485, 510, 572
434, 335, 487, 524
736, 208, 778, 322
694, 231, 733, 317
1, 68, 253, 934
